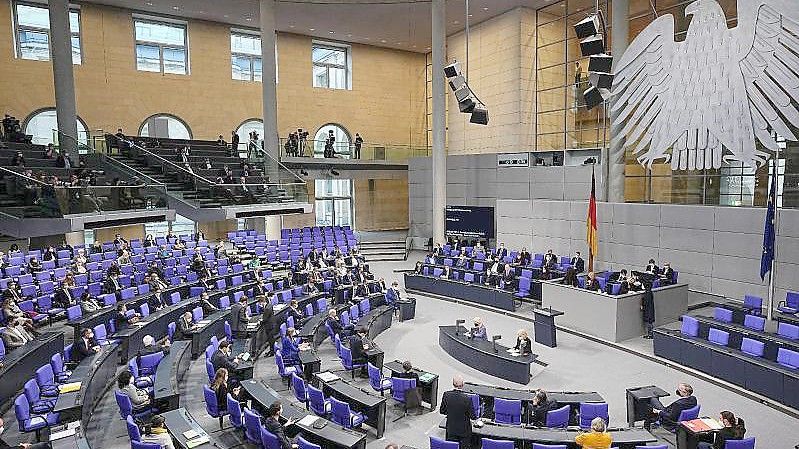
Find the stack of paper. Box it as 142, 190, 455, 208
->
58, 382, 82, 394
186, 435, 210, 448
316, 371, 340, 383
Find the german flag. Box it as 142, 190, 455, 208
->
586, 168, 598, 272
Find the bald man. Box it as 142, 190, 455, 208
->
439, 375, 476, 449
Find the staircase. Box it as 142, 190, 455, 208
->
359, 239, 407, 262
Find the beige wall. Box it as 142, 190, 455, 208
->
95, 224, 144, 243
0, 1, 427, 147
446, 8, 537, 155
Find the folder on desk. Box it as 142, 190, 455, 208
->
185, 435, 210, 448
58, 382, 82, 393
681, 418, 723, 433
182, 429, 202, 439
298, 415, 319, 427
316, 371, 340, 383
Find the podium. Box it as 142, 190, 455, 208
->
533, 307, 563, 348
625, 385, 669, 426
397, 298, 416, 322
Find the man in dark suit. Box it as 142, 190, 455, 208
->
530, 390, 557, 426
571, 251, 585, 273
326, 309, 355, 338
543, 250, 557, 269
257, 295, 276, 356
103, 273, 123, 297
645, 383, 697, 431
73, 327, 100, 362
210, 340, 240, 374
349, 327, 370, 374
496, 243, 508, 259
661, 262, 675, 285
174, 311, 195, 341
440, 375, 476, 449
230, 295, 250, 339
262, 401, 297, 449
53, 284, 75, 309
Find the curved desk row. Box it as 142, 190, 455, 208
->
53, 344, 119, 426
241, 379, 367, 449
298, 304, 348, 348
462, 382, 603, 423
692, 315, 799, 361
653, 327, 799, 409
437, 419, 657, 448
405, 274, 517, 311
152, 340, 191, 411
0, 331, 64, 407
439, 325, 535, 384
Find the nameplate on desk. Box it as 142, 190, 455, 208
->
185, 435, 210, 448
316, 371, 340, 383
49, 426, 78, 441
58, 382, 82, 394
132, 322, 148, 327
196, 320, 211, 326
183, 429, 203, 439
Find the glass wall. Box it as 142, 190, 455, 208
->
312, 43, 349, 89
13, 2, 81, 64
313, 124, 351, 158
24, 108, 88, 145
134, 18, 188, 74
139, 114, 192, 139
314, 179, 353, 227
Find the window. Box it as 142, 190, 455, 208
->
13, 2, 81, 64
312, 43, 349, 89
231, 31, 262, 81
24, 108, 88, 146
236, 119, 264, 153
315, 179, 353, 227
313, 124, 350, 158
145, 214, 195, 238
134, 18, 187, 74
139, 114, 192, 139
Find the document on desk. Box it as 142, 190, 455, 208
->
49, 426, 77, 441
196, 320, 212, 326
681, 418, 723, 432
316, 371, 340, 383
58, 382, 82, 394
185, 435, 210, 448
418, 372, 436, 383
507, 349, 520, 356
132, 321, 148, 327
298, 415, 319, 427
182, 429, 202, 440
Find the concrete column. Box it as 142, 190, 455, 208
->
48, 0, 79, 159
266, 216, 282, 240
64, 231, 86, 247
608, 0, 629, 203
431, 0, 447, 246
245, 217, 267, 235
259, 0, 280, 160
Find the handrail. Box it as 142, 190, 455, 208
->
122, 138, 217, 185
0, 166, 50, 187
101, 154, 167, 187
258, 145, 306, 184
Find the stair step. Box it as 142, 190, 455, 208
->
365, 254, 407, 262
359, 248, 406, 255
359, 240, 406, 246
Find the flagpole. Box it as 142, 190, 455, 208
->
768, 146, 781, 321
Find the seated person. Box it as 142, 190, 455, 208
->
280, 327, 309, 365
326, 308, 355, 337
584, 272, 600, 291
141, 415, 175, 449
117, 370, 152, 412
514, 329, 532, 355
414, 261, 424, 274
575, 417, 612, 449
349, 327, 371, 373
571, 251, 585, 273
485, 259, 502, 286
501, 264, 516, 290
627, 273, 644, 292
518, 247, 532, 266
393, 360, 419, 381
354, 282, 369, 298
424, 253, 436, 265
645, 259, 659, 275
469, 317, 487, 340
543, 249, 557, 269
263, 401, 298, 449
0, 417, 51, 449
199, 292, 220, 314
645, 383, 697, 431
440, 265, 452, 280
1, 318, 35, 350
286, 300, 307, 327
73, 327, 101, 362
174, 311, 196, 340
456, 253, 469, 268
530, 390, 557, 426
698, 411, 746, 449
79, 291, 102, 313
303, 281, 319, 295
114, 303, 140, 331
661, 262, 675, 284
211, 367, 242, 412
211, 340, 242, 375
27, 257, 42, 273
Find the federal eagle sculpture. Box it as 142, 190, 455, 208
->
611, 0, 799, 171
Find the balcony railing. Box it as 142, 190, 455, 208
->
277, 138, 431, 163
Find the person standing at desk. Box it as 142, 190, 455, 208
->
530, 390, 557, 426
571, 251, 585, 273
263, 401, 298, 449
257, 295, 276, 357
514, 329, 532, 355
697, 411, 746, 449
575, 417, 612, 449
641, 284, 655, 339
469, 317, 487, 340
440, 375, 476, 449
645, 383, 697, 431
230, 295, 250, 339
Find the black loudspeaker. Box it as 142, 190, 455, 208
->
588, 54, 613, 73
589, 72, 613, 89
582, 86, 605, 110
455, 85, 471, 102
449, 75, 466, 91
444, 61, 462, 78
459, 96, 476, 113
574, 15, 600, 40
580, 35, 605, 56
470, 104, 489, 125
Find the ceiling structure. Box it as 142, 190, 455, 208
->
80, 0, 560, 52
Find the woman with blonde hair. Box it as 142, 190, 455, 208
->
514, 329, 532, 355
575, 417, 612, 449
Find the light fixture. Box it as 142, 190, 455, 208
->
309, 28, 315, 31
172, 5, 180, 10
289, 24, 295, 28
329, 30, 335, 34
482, 7, 488, 11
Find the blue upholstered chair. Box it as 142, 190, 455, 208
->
203, 384, 228, 428
778, 291, 799, 314
339, 346, 364, 379
777, 322, 799, 340
390, 377, 417, 419
681, 315, 700, 337
308, 385, 331, 416
298, 436, 321, 449
481, 439, 514, 449
740, 338, 765, 357
714, 307, 733, 323
227, 393, 245, 429
330, 397, 364, 429
126, 415, 142, 441
114, 390, 153, 421
743, 314, 765, 332
724, 437, 756, 449
777, 348, 799, 369
261, 425, 280, 449
131, 441, 161, 449
708, 328, 730, 346
493, 398, 522, 425
531, 445, 567, 449
368, 363, 392, 396
275, 351, 299, 386
545, 405, 570, 428
430, 436, 460, 449
291, 373, 309, 407
579, 402, 609, 429
244, 409, 262, 444
677, 404, 701, 423
743, 295, 763, 316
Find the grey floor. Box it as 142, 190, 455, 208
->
3, 252, 797, 449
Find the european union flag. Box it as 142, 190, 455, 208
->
760, 167, 777, 281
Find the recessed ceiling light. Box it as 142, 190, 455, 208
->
482, 7, 488, 11
426, 46, 431, 50
223, 14, 229, 18
346, 33, 352, 37
245, 18, 252, 21
172, 5, 180, 10
145, 1, 152, 5
329, 30, 335, 34
468, 14, 473, 17
364, 37, 370, 40
309, 28, 315, 31
412, 44, 417, 48
380, 39, 387, 43
453, 20, 459, 24
289, 24, 295, 28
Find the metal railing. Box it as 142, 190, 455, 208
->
277, 138, 431, 163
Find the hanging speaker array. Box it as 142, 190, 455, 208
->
574, 14, 612, 110
444, 61, 489, 125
